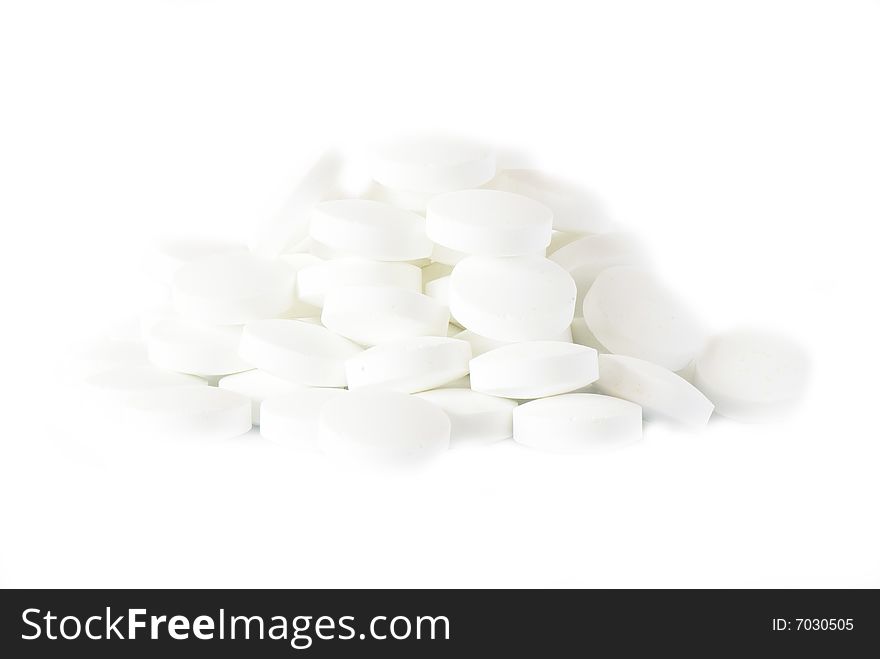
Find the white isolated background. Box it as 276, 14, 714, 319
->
1, 0, 879, 588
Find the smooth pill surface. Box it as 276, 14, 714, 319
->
259, 388, 348, 449
148, 238, 247, 285
449, 256, 576, 342
239, 319, 362, 386
172, 252, 296, 325
322, 286, 449, 346
345, 337, 471, 393
319, 389, 451, 463
513, 393, 642, 452
426, 189, 553, 257
416, 388, 516, 446
371, 136, 496, 193
147, 318, 251, 376
309, 199, 433, 261
583, 266, 704, 371
595, 354, 714, 427
470, 341, 599, 399
218, 369, 304, 424
694, 329, 809, 422
297, 258, 421, 307
126, 386, 252, 441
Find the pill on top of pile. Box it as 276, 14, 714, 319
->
84, 136, 809, 460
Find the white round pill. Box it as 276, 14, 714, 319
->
126, 386, 252, 441
345, 337, 471, 393
416, 388, 516, 446
296, 258, 422, 307
309, 199, 433, 262
595, 354, 714, 427
148, 237, 247, 285
172, 252, 296, 325
147, 318, 252, 376
239, 319, 362, 387
218, 369, 304, 425
449, 256, 576, 342
319, 389, 451, 463
425, 189, 553, 257
470, 341, 599, 399
513, 393, 642, 452
259, 388, 348, 449
322, 286, 450, 346
371, 136, 496, 193
583, 266, 704, 371
693, 329, 809, 422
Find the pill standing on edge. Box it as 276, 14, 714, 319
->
416, 388, 517, 446
218, 369, 305, 425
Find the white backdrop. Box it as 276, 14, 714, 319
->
1, 0, 878, 587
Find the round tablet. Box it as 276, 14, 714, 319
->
513, 393, 642, 452
371, 136, 496, 193
693, 329, 809, 422
147, 318, 251, 376
218, 369, 304, 425
595, 354, 714, 427
583, 266, 704, 371
489, 169, 611, 233
416, 388, 517, 446
239, 319, 363, 387
86, 366, 208, 398
309, 199, 433, 262
319, 389, 451, 463
297, 258, 421, 307
470, 341, 599, 399
322, 286, 449, 346
425, 189, 553, 257
259, 388, 348, 449
126, 386, 252, 441
345, 337, 471, 393
449, 256, 576, 342
172, 251, 296, 325
147, 237, 247, 285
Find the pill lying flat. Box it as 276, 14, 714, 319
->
259, 388, 348, 449
86, 366, 208, 399
426, 189, 553, 257
218, 369, 305, 424
148, 237, 247, 285
595, 354, 714, 427
239, 319, 362, 387
449, 256, 576, 342
416, 388, 516, 446
319, 389, 451, 463
371, 136, 496, 193
147, 318, 252, 376
172, 252, 297, 325
345, 337, 471, 393
126, 386, 252, 441
470, 341, 599, 399
513, 393, 642, 452
583, 266, 704, 371
322, 286, 449, 346
309, 199, 433, 262
296, 258, 422, 307
694, 329, 809, 422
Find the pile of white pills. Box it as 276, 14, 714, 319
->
84, 137, 809, 459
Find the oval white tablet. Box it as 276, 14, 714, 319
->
172, 251, 296, 325
416, 388, 516, 446
583, 266, 704, 371
319, 389, 451, 463
371, 136, 496, 193
126, 386, 252, 441
322, 286, 449, 346
148, 237, 247, 285
693, 329, 809, 422
449, 256, 576, 342
426, 189, 552, 257
595, 354, 714, 427
345, 337, 471, 393
259, 388, 348, 449
239, 319, 362, 387
513, 393, 642, 452
470, 341, 599, 399
297, 258, 422, 307
147, 318, 251, 376
218, 369, 304, 424
86, 366, 208, 398
309, 199, 433, 262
